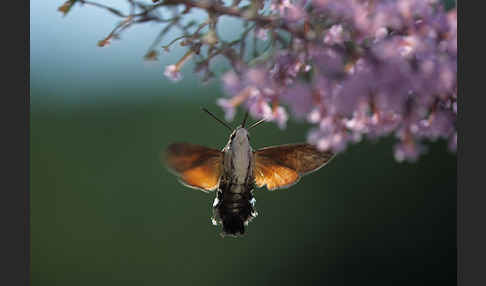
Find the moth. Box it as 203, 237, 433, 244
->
164, 108, 335, 237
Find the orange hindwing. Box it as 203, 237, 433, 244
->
253, 143, 334, 191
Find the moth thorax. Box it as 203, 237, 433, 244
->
230, 129, 252, 184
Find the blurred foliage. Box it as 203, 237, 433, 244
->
31, 86, 456, 285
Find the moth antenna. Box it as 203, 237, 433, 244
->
248, 118, 267, 130
241, 111, 249, 128
201, 107, 233, 131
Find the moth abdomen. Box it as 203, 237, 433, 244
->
221, 214, 245, 236
212, 184, 257, 237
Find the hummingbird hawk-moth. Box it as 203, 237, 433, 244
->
164, 109, 335, 237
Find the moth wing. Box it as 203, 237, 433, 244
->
253, 155, 300, 191
253, 143, 335, 191
165, 142, 223, 192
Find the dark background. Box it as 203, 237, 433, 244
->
30, 1, 456, 285
30, 90, 456, 285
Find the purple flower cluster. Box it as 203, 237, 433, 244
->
66, 0, 456, 162
217, 0, 457, 162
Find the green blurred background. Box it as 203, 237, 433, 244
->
31, 1, 456, 285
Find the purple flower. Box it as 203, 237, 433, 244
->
418, 111, 455, 140
243, 68, 268, 88
374, 27, 389, 43
281, 83, 314, 119
323, 24, 349, 46
309, 46, 344, 76
163, 50, 194, 83
446, 10, 457, 54
247, 98, 273, 120
307, 108, 321, 124
217, 98, 237, 121
255, 28, 268, 41
218, 86, 257, 121
273, 106, 289, 129
273, 0, 307, 23
164, 65, 182, 82
222, 70, 241, 95
394, 140, 424, 163
269, 52, 305, 85
312, 0, 354, 20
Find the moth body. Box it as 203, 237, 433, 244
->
225, 127, 252, 184
213, 127, 257, 237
